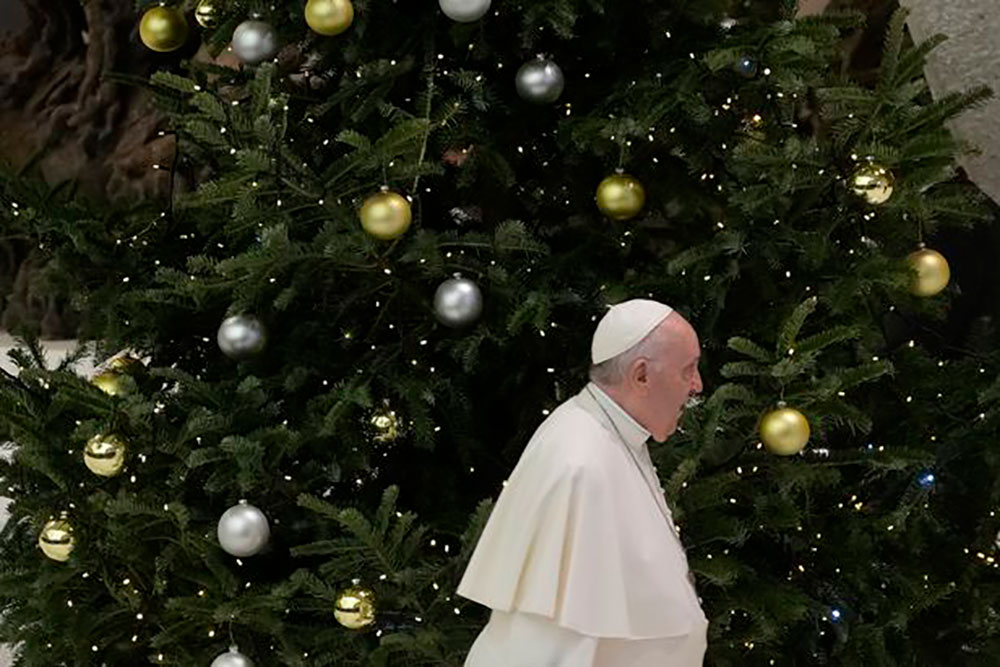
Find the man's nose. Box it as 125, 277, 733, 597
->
692, 369, 703, 394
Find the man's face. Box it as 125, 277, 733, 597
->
643, 318, 702, 442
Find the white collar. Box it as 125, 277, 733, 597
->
584, 382, 651, 454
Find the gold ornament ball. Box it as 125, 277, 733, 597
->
305, 0, 354, 36
907, 247, 950, 297
108, 355, 143, 372
334, 586, 376, 630
596, 173, 646, 221
759, 406, 810, 456
84, 434, 127, 478
92, 355, 143, 395
850, 163, 894, 205
92, 370, 129, 396
360, 191, 412, 241
139, 6, 189, 53
194, 0, 219, 29
370, 406, 401, 443
39, 518, 75, 562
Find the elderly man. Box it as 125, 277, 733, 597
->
458, 299, 708, 666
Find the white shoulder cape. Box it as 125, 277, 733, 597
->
457, 388, 705, 640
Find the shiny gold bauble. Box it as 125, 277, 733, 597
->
108, 355, 143, 372
370, 406, 401, 443
850, 163, 894, 205
139, 6, 189, 53
39, 518, 75, 562
360, 191, 412, 241
759, 406, 810, 456
596, 173, 646, 221
84, 434, 127, 478
305, 0, 354, 36
907, 246, 950, 297
93, 355, 144, 395
92, 370, 129, 396
194, 0, 219, 29
334, 586, 376, 630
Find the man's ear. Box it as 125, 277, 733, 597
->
629, 358, 649, 391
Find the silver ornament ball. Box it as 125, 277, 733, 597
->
217, 314, 267, 360
232, 20, 279, 65
217, 502, 270, 557
439, 0, 491, 22
211, 647, 255, 667
434, 276, 483, 328
515, 57, 565, 104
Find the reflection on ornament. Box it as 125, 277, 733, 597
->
360, 190, 412, 240
232, 20, 279, 65
370, 406, 401, 443
84, 434, 127, 477
434, 276, 483, 328
195, 0, 219, 29
907, 246, 950, 297
108, 355, 143, 372
92, 370, 128, 396
217, 502, 270, 557
759, 406, 810, 456
734, 55, 758, 78
217, 314, 267, 360
439, 0, 491, 22
210, 646, 255, 667
596, 173, 646, 221
851, 163, 894, 205
93, 355, 144, 396
139, 6, 189, 53
334, 586, 376, 629
305, 0, 354, 36
515, 57, 565, 104
39, 518, 75, 562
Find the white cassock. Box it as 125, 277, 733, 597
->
458, 382, 708, 666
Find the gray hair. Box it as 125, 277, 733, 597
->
589, 328, 663, 387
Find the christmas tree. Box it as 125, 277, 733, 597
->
1, 0, 999, 664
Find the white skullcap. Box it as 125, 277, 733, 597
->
591, 299, 674, 365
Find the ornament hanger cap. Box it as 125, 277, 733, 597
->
238, 499, 247, 505
380, 185, 390, 193
776, 400, 787, 408
614, 167, 625, 175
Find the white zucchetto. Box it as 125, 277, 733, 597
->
591, 299, 674, 365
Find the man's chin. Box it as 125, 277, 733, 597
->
652, 422, 678, 443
